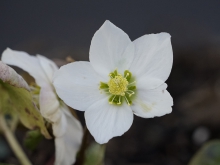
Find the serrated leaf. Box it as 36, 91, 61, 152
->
0, 61, 51, 139
189, 140, 220, 165
83, 142, 106, 165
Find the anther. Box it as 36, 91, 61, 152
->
124, 96, 130, 106
125, 73, 129, 78
128, 81, 136, 86
105, 69, 136, 106
117, 96, 122, 105
126, 90, 135, 97
109, 95, 117, 104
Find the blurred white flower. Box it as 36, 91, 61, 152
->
2, 49, 83, 165
53, 20, 173, 144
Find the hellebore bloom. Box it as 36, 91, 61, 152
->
53, 20, 173, 144
2, 49, 83, 165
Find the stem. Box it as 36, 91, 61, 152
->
0, 115, 32, 165
74, 127, 90, 165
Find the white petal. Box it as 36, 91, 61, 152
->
85, 98, 133, 144
132, 83, 173, 118
89, 20, 133, 78
129, 33, 173, 81
54, 138, 68, 165
136, 76, 164, 90
37, 55, 58, 83
54, 106, 83, 165
53, 61, 105, 111
1, 48, 50, 87
52, 111, 67, 137
39, 85, 60, 122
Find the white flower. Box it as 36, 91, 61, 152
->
2, 49, 83, 165
53, 20, 173, 144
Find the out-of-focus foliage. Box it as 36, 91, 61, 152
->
0, 136, 11, 160
0, 61, 51, 139
189, 140, 220, 165
24, 130, 43, 151
83, 142, 105, 165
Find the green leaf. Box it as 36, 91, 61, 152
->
83, 142, 106, 165
189, 140, 220, 165
0, 62, 51, 139
24, 130, 43, 151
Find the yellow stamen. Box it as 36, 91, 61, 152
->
108, 75, 128, 96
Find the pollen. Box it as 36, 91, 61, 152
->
108, 75, 128, 96
99, 70, 136, 106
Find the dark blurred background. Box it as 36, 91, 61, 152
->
1, 1, 220, 165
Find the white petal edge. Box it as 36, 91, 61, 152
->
0, 61, 30, 91
1, 48, 50, 87
129, 33, 173, 82
54, 106, 83, 165
89, 20, 133, 78
39, 85, 60, 123
37, 55, 59, 83
53, 61, 105, 111
131, 83, 173, 118
85, 97, 133, 144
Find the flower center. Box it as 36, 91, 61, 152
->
108, 75, 128, 96
100, 70, 136, 106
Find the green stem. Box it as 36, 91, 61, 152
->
0, 115, 32, 165
75, 127, 90, 165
